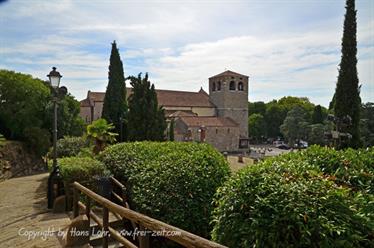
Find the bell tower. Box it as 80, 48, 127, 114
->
209, 70, 249, 138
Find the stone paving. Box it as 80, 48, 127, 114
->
0, 173, 70, 247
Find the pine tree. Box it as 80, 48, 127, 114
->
101, 41, 127, 141
127, 73, 166, 141
333, 0, 361, 148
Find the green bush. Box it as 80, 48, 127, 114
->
55, 136, 88, 158
23, 127, 51, 156
58, 156, 108, 184
211, 147, 373, 247
99, 142, 230, 238
295, 146, 374, 193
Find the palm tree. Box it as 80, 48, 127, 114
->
87, 118, 118, 154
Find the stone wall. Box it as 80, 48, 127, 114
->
0, 141, 46, 181
209, 74, 249, 137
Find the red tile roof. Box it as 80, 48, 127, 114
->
81, 88, 215, 108
168, 110, 197, 117
179, 116, 238, 127
154, 89, 214, 107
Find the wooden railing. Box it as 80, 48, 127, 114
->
72, 180, 227, 248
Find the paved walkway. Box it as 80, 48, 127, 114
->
0, 173, 71, 247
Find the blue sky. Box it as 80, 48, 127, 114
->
0, 0, 373, 107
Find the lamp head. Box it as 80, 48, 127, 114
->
47, 67, 62, 88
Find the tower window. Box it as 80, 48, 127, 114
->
238, 82, 244, 91
217, 81, 221, 91
212, 82, 216, 91
229, 81, 236, 90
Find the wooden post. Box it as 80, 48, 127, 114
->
73, 187, 79, 218
86, 197, 91, 224
102, 207, 109, 248
238, 154, 244, 163
138, 225, 150, 248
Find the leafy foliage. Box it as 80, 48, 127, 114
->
308, 123, 326, 145
0, 69, 50, 139
57, 156, 108, 184
55, 136, 88, 158
312, 105, 325, 124
127, 73, 166, 141
333, 0, 361, 148
43, 94, 85, 139
102, 41, 127, 139
168, 118, 175, 141
212, 146, 374, 247
0, 69, 84, 156
87, 118, 117, 154
99, 142, 231, 238
23, 127, 51, 156
280, 106, 309, 146
360, 102, 374, 147
248, 113, 266, 142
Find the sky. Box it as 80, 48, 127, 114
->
0, 0, 373, 107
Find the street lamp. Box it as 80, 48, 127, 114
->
47, 67, 65, 209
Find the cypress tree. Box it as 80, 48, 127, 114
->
102, 41, 127, 141
127, 73, 166, 141
169, 118, 175, 141
333, 0, 361, 148
312, 105, 324, 124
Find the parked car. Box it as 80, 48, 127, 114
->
276, 144, 290, 150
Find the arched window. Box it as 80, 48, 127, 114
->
212, 82, 216, 91
217, 81, 221, 91
229, 81, 236, 90
238, 82, 244, 91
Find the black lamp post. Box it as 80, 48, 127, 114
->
47, 67, 65, 209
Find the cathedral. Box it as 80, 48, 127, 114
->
80, 70, 249, 152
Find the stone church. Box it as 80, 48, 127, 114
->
80, 70, 249, 151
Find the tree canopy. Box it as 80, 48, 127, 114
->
0, 69, 84, 156
280, 106, 310, 146
248, 113, 266, 142
127, 73, 166, 141
101, 41, 127, 140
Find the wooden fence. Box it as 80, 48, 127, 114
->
72, 179, 227, 248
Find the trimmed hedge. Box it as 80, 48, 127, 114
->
211, 146, 374, 247
58, 156, 107, 184
99, 142, 231, 238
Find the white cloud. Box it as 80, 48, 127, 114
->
0, 0, 373, 105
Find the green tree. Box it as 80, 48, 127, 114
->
280, 106, 310, 146
360, 102, 374, 147
308, 123, 326, 145
101, 41, 127, 140
43, 94, 84, 139
312, 105, 324, 124
264, 102, 285, 138
248, 101, 266, 116
333, 0, 361, 148
87, 118, 118, 154
127, 73, 166, 141
248, 113, 266, 143
0, 70, 50, 139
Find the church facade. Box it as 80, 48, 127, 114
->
80, 70, 249, 151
